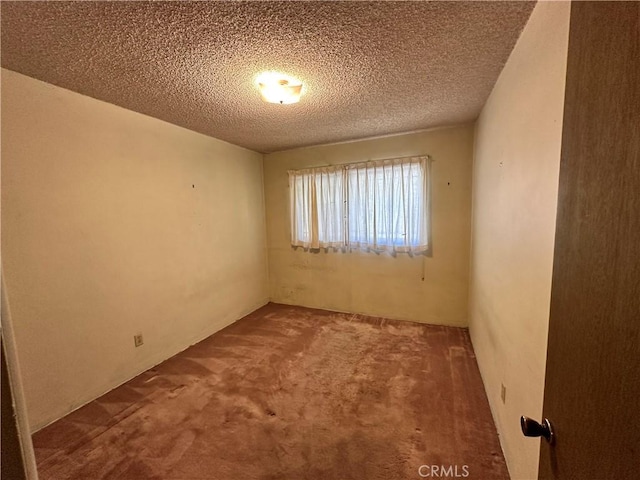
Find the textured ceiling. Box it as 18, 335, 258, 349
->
1, 1, 535, 153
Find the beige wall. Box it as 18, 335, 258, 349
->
1, 69, 269, 431
468, 2, 570, 479
264, 127, 473, 326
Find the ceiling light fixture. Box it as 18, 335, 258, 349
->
256, 71, 303, 104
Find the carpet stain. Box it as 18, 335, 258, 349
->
33, 303, 509, 480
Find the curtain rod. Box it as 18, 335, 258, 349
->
290, 154, 432, 171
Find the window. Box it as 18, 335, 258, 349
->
288, 155, 431, 254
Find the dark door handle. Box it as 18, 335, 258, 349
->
521, 416, 555, 445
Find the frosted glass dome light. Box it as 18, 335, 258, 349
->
256, 71, 303, 104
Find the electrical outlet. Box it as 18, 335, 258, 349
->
134, 333, 144, 347
500, 383, 506, 404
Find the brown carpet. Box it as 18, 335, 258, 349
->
32, 303, 509, 480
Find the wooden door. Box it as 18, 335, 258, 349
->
538, 2, 640, 479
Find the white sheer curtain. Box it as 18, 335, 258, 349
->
289, 165, 345, 249
347, 156, 430, 254
288, 155, 430, 254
